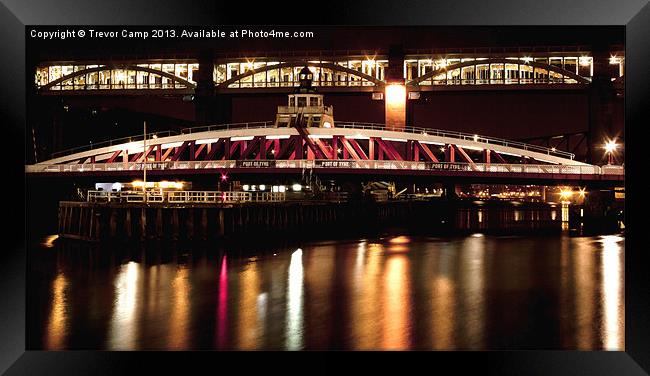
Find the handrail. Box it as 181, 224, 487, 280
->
87, 190, 287, 204
179, 121, 574, 159
27, 160, 624, 177
51, 130, 180, 158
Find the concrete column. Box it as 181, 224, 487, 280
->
588, 46, 616, 164
195, 49, 216, 126
385, 44, 406, 131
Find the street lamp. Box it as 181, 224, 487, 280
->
143, 121, 147, 203
604, 139, 618, 165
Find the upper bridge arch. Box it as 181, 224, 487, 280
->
216, 61, 386, 89
39, 65, 198, 91
407, 58, 590, 87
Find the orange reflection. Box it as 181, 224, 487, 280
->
574, 241, 595, 350
351, 242, 381, 349
389, 236, 411, 244
238, 260, 260, 350
303, 246, 334, 347
168, 267, 190, 349
45, 272, 68, 350
432, 276, 455, 349
42, 234, 59, 249
381, 254, 411, 350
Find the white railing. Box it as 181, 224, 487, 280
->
53, 121, 573, 160
174, 121, 575, 159
34, 160, 622, 177
87, 190, 287, 204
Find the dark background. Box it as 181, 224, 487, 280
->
2, 0, 649, 375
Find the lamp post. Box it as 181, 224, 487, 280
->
604, 139, 618, 165
143, 121, 147, 202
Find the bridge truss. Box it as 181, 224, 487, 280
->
26, 122, 624, 183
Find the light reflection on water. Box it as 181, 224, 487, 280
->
33, 234, 624, 350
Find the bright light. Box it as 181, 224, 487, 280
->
292, 184, 302, 192
389, 236, 410, 244
279, 185, 286, 193
579, 56, 592, 66
161, 142, 183, 149
605, 139, 618, 153
151, 134, 158, 139
42, 234, 59, 248
337, 148, 342, 153
609, 56, 621, 65
440, 147, 446, 152
522, 56, 533, 63
231, 136, 254, 141
221, 174, 228, 181
579, 188, 587, 198
323, 122, 332, 128
560, 189, 573, 200
196, 138, 220, 145
473, 134, 479, 142
551, 147, 556, 152
243, 185, 249, 191
385, 84, 406, 105
259, 184, 266, 191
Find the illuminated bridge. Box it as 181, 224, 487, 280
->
36, 52, 621, 94
25, 122, 624, 184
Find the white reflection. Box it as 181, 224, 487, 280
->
355, 241, 366, 276
108, 261, 139, 350
257, 292, 268, 340
600, 235, 624, 350
285, 248, 304, 350
461, 236, 486, 348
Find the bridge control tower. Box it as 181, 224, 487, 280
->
275, 66, 335, 128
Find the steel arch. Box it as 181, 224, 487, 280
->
406, 58, 590, 86
216, 61, 386, 88
39, 65, 198, 91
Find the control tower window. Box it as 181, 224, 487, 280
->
309, 97, 318, 106
297, 97, 307, 107
289, 97, 295, 107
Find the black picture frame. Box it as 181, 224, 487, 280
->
3, 0, 649, 374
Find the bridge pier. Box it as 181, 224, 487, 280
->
582, 189, 619, 233
171, 208, 180, 240
444, 182, 459, 200
139, 208, 147, 240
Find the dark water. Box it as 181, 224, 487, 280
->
28, 233, 624, 350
